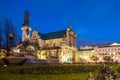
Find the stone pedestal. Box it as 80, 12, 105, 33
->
21, 26, 31, 41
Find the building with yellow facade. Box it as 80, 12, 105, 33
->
29, 27, 77, 63
77, 49, 94, 63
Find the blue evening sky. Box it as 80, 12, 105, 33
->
0, 0, 120, 47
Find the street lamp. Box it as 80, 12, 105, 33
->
9, 33, 14, 47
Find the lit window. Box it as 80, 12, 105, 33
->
111, 49, 113, 51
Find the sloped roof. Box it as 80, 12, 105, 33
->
38, 30, 66, 40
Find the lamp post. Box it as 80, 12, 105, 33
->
9, 33, 14, 47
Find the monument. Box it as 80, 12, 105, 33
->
21, 10, 31, 42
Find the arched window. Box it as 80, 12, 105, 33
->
53, 43, 56, 47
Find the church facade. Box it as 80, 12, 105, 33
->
21, 11, 78, 64
30, 27, 77, 63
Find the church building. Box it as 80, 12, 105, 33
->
21, 11, 77, 64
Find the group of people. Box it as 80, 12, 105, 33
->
86, 64, 120, 80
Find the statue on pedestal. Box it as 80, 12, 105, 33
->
21, 10, 31, 42
23, 10, 29, 26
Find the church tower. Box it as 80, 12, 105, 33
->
21, 10, 31, 41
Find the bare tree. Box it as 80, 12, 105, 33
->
3, 18, 17, 52
0, 22, 2, 47
0, 18, 18, 65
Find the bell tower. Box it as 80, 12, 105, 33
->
21, 10, 31, 41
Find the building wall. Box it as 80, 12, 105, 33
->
66, 29, 76, 47
37, 49, 60, 60
36, 45, 77, 63
80, 46, 94, 50
31, 31, 44, 48
94, 46, 120, 62
29, 27, 77, 63
31, 27, 77, 49
79, 44, 120, 63
77, 50, 94, 62
94, 46, 120, 55
44, 38, 64, 47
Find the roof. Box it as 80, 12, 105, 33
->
98, 45, 120, 48
79, 49, 94, 51
38, 30, 66, 40
80, 42, 120, 47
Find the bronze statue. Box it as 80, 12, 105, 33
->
23, 10, 29, 26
